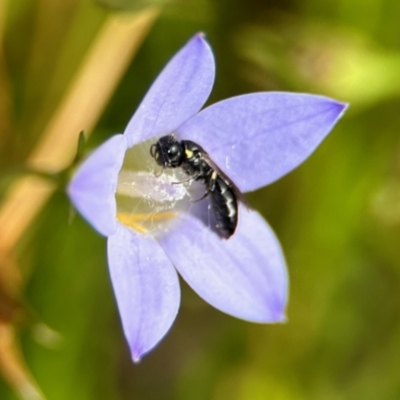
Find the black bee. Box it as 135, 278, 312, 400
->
150, 135, 242, 239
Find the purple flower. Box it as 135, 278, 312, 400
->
67, 33, 347, 362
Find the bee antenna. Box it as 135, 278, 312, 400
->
150, 143, 157, 157
154, 166, 164, 178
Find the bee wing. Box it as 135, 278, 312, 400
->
200, 152, 250, 209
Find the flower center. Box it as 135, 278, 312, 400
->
115, 139, 191, 237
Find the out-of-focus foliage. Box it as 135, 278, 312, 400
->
1, 0, 400, 399
235, 20, 400, 109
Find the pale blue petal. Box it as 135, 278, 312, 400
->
67, 134, 126, 236
177, 93, 348, 192
159, 203, 287, 322
124, 33, 215, 147
107, 223, 180, 362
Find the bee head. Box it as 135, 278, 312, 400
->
150, 135, 184, 168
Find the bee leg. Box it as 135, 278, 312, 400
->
190, 188, 211, 203
190, 171, 216, 203
154, 167, 164, 178
171, 175, 196, 185
171, 170, 204, 185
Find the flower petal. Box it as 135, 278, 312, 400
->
177, 93, 348, 192
159, 203, 287, 322
107, 223, 180, 362
67, 134, 127, 236
124, 33, 215, 147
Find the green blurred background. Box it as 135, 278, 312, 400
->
1, 0, 400, 399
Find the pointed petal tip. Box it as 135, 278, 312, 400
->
336, 100, 349, 117
272, 299, 288, 323
320, 96, 349, 118
132, 352, 142, 364
255, 312, 287, 324
129, 339, 151, 363
341, 101, 350, 109
124, 31, 215, 146
257, 307, 287, 324
108, 224, 181, 366
256, 295, 288, 323
275, 312, 288, 324
187, 32, 213, 55
190, 32, 210, 48
194, 31, 205, 39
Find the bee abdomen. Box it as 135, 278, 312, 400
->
210, 177, 238, 239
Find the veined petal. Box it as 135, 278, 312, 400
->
68, 134, 127, 236
107, 223, 180, 362
124, 33, 215, 147
177, 93, 348, 192
159, 203, 287, 322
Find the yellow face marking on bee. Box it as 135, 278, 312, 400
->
185, 149, 194, 159
211, 171, 218, 180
